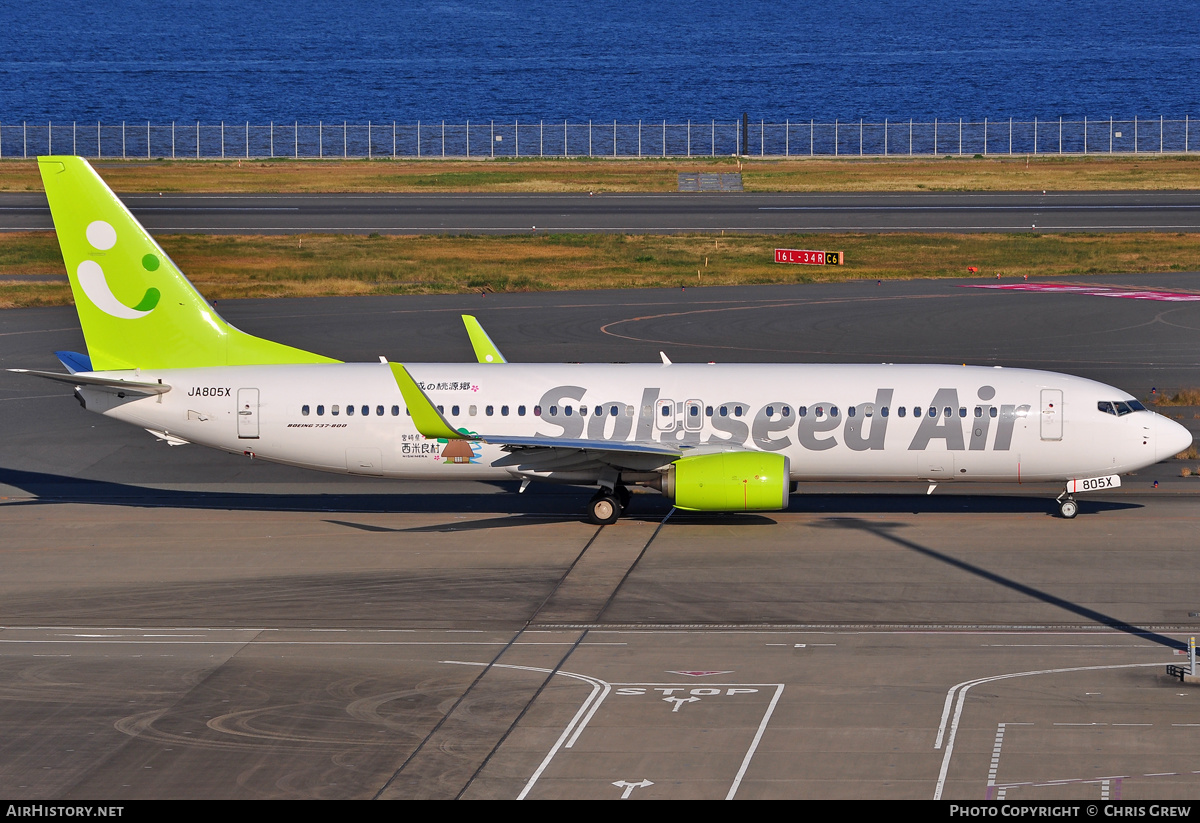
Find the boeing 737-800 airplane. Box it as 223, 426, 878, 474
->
12, 157, 1194, 523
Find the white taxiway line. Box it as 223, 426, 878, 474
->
933, 662, 1168, 800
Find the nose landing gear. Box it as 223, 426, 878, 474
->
1056, 492, 1078, 519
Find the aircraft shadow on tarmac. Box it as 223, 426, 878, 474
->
812, 516, 1184, 651
0, 467, 1140, 522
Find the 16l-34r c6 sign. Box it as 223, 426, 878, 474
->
775, 248, 843, 265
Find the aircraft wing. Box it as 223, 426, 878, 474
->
389, 361, 685, 472
7, 369, 171, 396
462, 315, 507, 364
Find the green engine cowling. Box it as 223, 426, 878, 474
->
659, 452, 791, 511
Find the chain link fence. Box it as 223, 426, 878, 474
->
2, 117, 1196, 159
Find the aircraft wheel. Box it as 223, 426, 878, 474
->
1059, 497, 1078, 519
587, 492, 622, 525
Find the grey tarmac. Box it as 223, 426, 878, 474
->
2, 190, 1200, 234
1, 276, 1199, 799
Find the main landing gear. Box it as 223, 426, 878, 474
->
587, 485, 631, 525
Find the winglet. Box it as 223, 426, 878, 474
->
388, 362, 470, 440
462, 315, 507, 364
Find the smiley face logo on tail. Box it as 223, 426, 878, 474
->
78, 220, 161, 319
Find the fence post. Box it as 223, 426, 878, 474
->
122, 121, 126, 158
909, 118, 913, 155
172, 121, 175, 158
148, 120, 152, 158
613, 120, 617, 157
24, 121, 27, 158
1033, 117, 1036, 155
75, 120, 78, 156
295, 121, 299, 159
835, 119, 839, 156
810, 119, 813, 156
1187, 115, 1190, 153
712, 120, 715, 156
100, 121, 103, 158
1109, 116, 1113, 153
564, 120, 567, 157
663, 120, 667, 157
490, 120, 494, 158
983, 117, 987, 155
403, 122, 406, 158
1058, 116, 1062, 153
589, 120, 592, 157
516, 118, 520, 157
1135, 116, 1138, 153
197, 121, 200, 159
540, 120, 543, 157
368, 121, 372, 159
467, 121, 470, 157
639, 120, 642, 156
761, 119, 764, 156
688, 119, 691, 157
1160, 115, 1163, 153
443, 121, 446, 158
859, 119, 863, 155
270, 121, 273, 158
319, 122, 322, 158
343, 121, 347, 158
934, 118, 938, 155
220, 121, 224, 159
48, 120, 52, 155
883, 118, 887, 156
245, 121, 249, 159
1009, 118, 1012, 154
786, 120, 789, 157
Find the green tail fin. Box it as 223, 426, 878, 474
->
38, 156, 338, 371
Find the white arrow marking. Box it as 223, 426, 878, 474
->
664, 695, 700, 712
613, 779, 653, 799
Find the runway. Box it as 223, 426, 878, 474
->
2, 276, 1200, 799
2, 190, 1200, 234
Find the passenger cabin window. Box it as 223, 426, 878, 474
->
486, 405, 494, 416
332, 405, 340, 416
347, 405, 355, 416
469, 405, 477, 416
451, 405, 460, 416
377, 405, 385, 416
302, 405, 310, 416
362, 405, 369, 416
847, 406, 856, 418
798, 406, 807, 417
532, 405, 540, 416
317, 405, 325, 416
959, 407, 967, 418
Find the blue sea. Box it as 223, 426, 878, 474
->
4, 0, 1199, 123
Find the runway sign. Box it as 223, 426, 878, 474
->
775, 249, 843, 266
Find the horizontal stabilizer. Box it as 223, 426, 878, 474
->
7, 368, 171, 396
54, 351, 93, 374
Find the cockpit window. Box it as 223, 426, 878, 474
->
1098, 400, 1146, 416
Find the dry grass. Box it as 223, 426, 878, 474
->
1155, 388, 1200, 406
5, 229, 1200, 307
3, 154, 1200, 193
1175, 444, 1200, 460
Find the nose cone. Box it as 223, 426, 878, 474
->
1157, 414, 1195, 461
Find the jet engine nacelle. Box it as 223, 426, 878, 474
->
658, 452, 790, 511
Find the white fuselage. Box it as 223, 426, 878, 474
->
79, 362, 1184, 485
